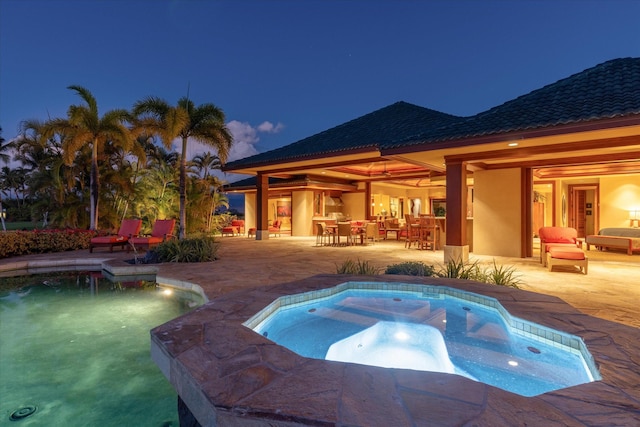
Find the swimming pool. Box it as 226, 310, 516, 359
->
0, 271, 202, 425
245, 282, 600, 397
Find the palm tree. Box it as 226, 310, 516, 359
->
190, 151, 222, 180
0, 127, 10, 164
41, 85, 137, 230
133, 96, 233, 239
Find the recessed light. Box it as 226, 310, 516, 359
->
508, 142, 519, 147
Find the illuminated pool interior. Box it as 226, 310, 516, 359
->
244, 283, 600, 397
0, 270, 202, 425
151, 274, 640, 426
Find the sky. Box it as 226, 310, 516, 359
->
1, 0, 640, 183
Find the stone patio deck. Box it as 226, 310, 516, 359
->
2, 236, 640, 425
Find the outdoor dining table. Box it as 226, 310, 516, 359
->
325, 223, 366, 245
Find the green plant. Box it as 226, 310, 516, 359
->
385, 261, 436, 276
0, 229, 95, 259
153, 235, 219, 263
336, 258, 381, 275
485, 259, 522, 288
436, 258, 483, 280
434, 258, 521, 288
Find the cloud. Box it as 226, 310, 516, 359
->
256, 121, 285, 134
186, 119, 285, 163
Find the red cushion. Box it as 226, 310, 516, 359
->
130, 236, 163, 245
544, 242, 578, 253
548, 247, 585, 260
91, 235, 127, 244
539, 227, 577, 244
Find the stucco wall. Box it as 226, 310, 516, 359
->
244, 193, 257, 233
474, 168, 522, 257
600, 175, 640, 228
292, 190, 313, 236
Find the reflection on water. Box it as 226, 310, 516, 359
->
0, 271, 201, 426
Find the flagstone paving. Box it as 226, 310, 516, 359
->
2, 236, 640, 426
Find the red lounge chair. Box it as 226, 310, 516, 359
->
538, 226, 581, 266
89, 219, 142, 253
269, 220, 282, 237
221, 219, 245, 236
129, 219, 176, 251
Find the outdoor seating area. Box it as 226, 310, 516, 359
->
128, 219, 176, 251
269, 220, 282, 237
586, 227, 640, 255
312, 216, 445, 250
538, 226, 588, 274
89, 218, 142, 253
315, 220, 378, 246
221, 219, 245, 237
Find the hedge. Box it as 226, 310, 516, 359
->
0, 229, 97, 259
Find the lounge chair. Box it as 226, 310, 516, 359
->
129, 219, 176, 251
221, 219, 245, 237
89, 219, 142, 253
538, 226, 581, 266
269, 220, 282, 237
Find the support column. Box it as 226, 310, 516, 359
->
256, 173, 269, 240
365, 182, 372, 220
522, 168, 533, 258
444, 160, 468, 263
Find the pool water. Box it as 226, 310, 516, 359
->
0, 271, 201, 426
248, 283, 600, 397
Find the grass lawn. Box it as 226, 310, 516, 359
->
2, 221, 45, 231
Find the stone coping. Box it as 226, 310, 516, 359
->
151, 274, 640, 426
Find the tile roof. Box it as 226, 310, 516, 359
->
225, 58, 640, 170
224, 102, 460, 169
387, 57, 640, 148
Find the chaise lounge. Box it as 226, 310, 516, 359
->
538, 226, 584, 264
129, 219, 176, 251
221, 219, 245, 237
89, 219, 142, 253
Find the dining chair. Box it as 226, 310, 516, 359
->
405, 215, 420, 248
362, 222, 379, 245
336, 222, 354, 246
418, 215, 438, 251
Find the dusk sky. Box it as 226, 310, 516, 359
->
1, 0, 639, 182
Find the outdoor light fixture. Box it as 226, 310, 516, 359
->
629, 209, 640, 227
508, 142, 519, 147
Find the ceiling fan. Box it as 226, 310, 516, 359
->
382, 163, 391, 177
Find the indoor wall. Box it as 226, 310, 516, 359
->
600, 175, 640, 228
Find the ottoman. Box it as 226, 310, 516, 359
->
547, 246, 588, 274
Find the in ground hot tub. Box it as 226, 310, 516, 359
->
152, 275, 639, 426
244, 281, 600, 397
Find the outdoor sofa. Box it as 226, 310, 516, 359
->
585, 227, 640, 255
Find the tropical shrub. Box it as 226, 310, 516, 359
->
384, 261, 436, 276
484, 260, 522, 288
436, 258, 484, 280
0, 229, 95, 259
152, 236, 219, 263
435, 258, 521, 288
336, 258, 381, 275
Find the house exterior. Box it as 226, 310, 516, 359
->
223, 58, 640, 261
